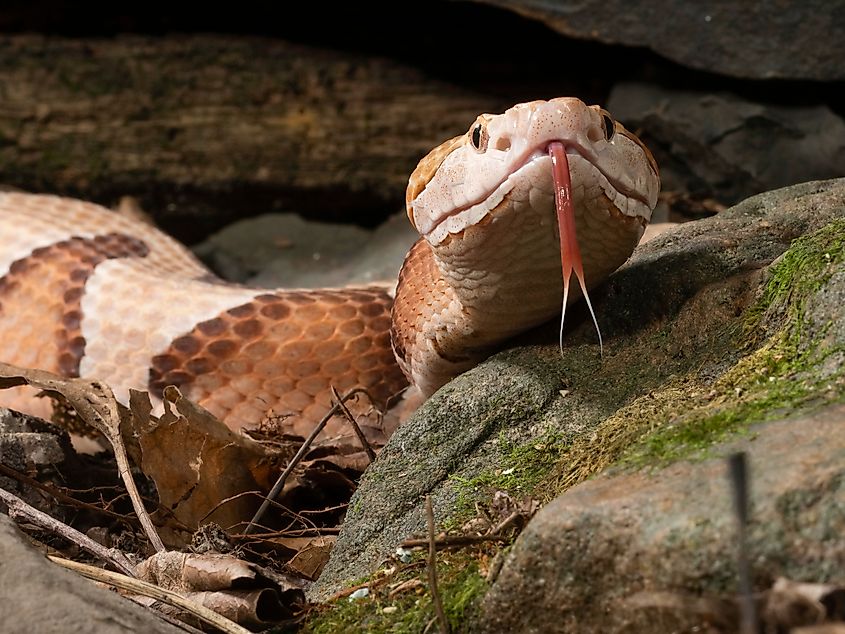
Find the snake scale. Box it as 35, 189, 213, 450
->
0, 98, 659, 441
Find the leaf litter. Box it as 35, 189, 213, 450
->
0, 360, 390, 630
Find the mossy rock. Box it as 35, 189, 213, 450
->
305, 178, 845, 630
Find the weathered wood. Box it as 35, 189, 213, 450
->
0, 35, 501, 239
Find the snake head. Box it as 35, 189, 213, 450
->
406, 97, 660, 246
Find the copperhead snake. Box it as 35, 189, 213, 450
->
0, 97, 659, 442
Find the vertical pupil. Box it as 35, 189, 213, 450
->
472, 125, 482, 148
602, 114, 615, 140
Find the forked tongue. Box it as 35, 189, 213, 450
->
548, 141, 603, 357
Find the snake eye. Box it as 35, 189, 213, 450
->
469, 123, 488, 152
600, 110, 616, 141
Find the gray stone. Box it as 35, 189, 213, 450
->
310, 347, 565, 600
472, 0, 845, 80
0, 408, 76, 516
192, 210, 417, 288
608, 83, 845, 206
310, 177, 845, 600
0, 515, 182, 633
477, 404, 845, 633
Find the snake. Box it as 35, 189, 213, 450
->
0, 97, 659, 442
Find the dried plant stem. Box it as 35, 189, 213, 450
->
112, 435, 165, 553
48, 556, 251, 634
728, 452, 758, 634
0, 363, 165, 552
426, 496, 449, 634
243, 388, 369, 536
400, 534, 510, 549
330, 386, 377, 463
0, 485, 135, 576
0, 462, 129, 522
326, 561, 426, 601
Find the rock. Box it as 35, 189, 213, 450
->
607, 83, 845, 206
310, 346, 565, 600
474, 0, 845, 80
309, 177, 845, 600
192, 210, 417, 288
477, 404, 845, 633
0, 514, 182, 633
0, 407, 77, 515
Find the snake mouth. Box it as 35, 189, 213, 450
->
420, 141, 651, 241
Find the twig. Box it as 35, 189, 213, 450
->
0, 462, 131, 523
235, 526, 341, 539
330, 385, 377, 463
727, 452, 758, 634
243, 388, 368, 536
491, 510, 521, 536
0, 364, 165, 552
0, 486, 135, 576
426, 496, 449, 634
48, 556, 252, 634
400, 534, 510, 549
326, 561, 426, 601
112, 431, 165, 552
199, 489, 264, 525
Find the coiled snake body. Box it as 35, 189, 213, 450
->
0, 98, 659, 441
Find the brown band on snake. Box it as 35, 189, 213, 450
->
150, 288, 409, 435
0, 99, 660, 438
0, 233, 149, 377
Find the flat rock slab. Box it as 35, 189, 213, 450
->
478, 403, 845, 633
0, 515, 182, 633
475, 0, 845, 80
311, 177, 845, 599
192, 210, 417, 288
607, 82, 845, 206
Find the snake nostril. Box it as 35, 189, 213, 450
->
494, 136, 511, 151
587, 126, 604, 143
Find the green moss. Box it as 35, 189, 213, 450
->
448, 430, 566, 525
546, 219, 845, 493
301, 551, 489, 634
627, 219, 845, 465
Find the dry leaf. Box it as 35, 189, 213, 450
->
129, 387, 282, 545
135, 550, 306, 627
285, 535, 335, 580
137, 551, 257, 592
0, 361, 165, 551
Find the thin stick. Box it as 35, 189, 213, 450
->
490, 510, 521, 536
326, 561, 427, 602
112, 434, 165, 553
331, 386, 377, 463
235, 527, 341, 539
0, 462, 130, 523
425, 496, 449, 634
243, 388, 368, 536
0, 485, 136, 576
727, 452, 758, 634
400, 534, 510, 549
48, 556, 251, 634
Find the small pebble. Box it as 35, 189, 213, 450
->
348, 587, 370, 601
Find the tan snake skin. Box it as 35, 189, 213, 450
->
0, 97, 658, 440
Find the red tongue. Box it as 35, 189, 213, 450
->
548, 141, 603, 356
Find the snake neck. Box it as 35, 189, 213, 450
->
391, 182, 644, 398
